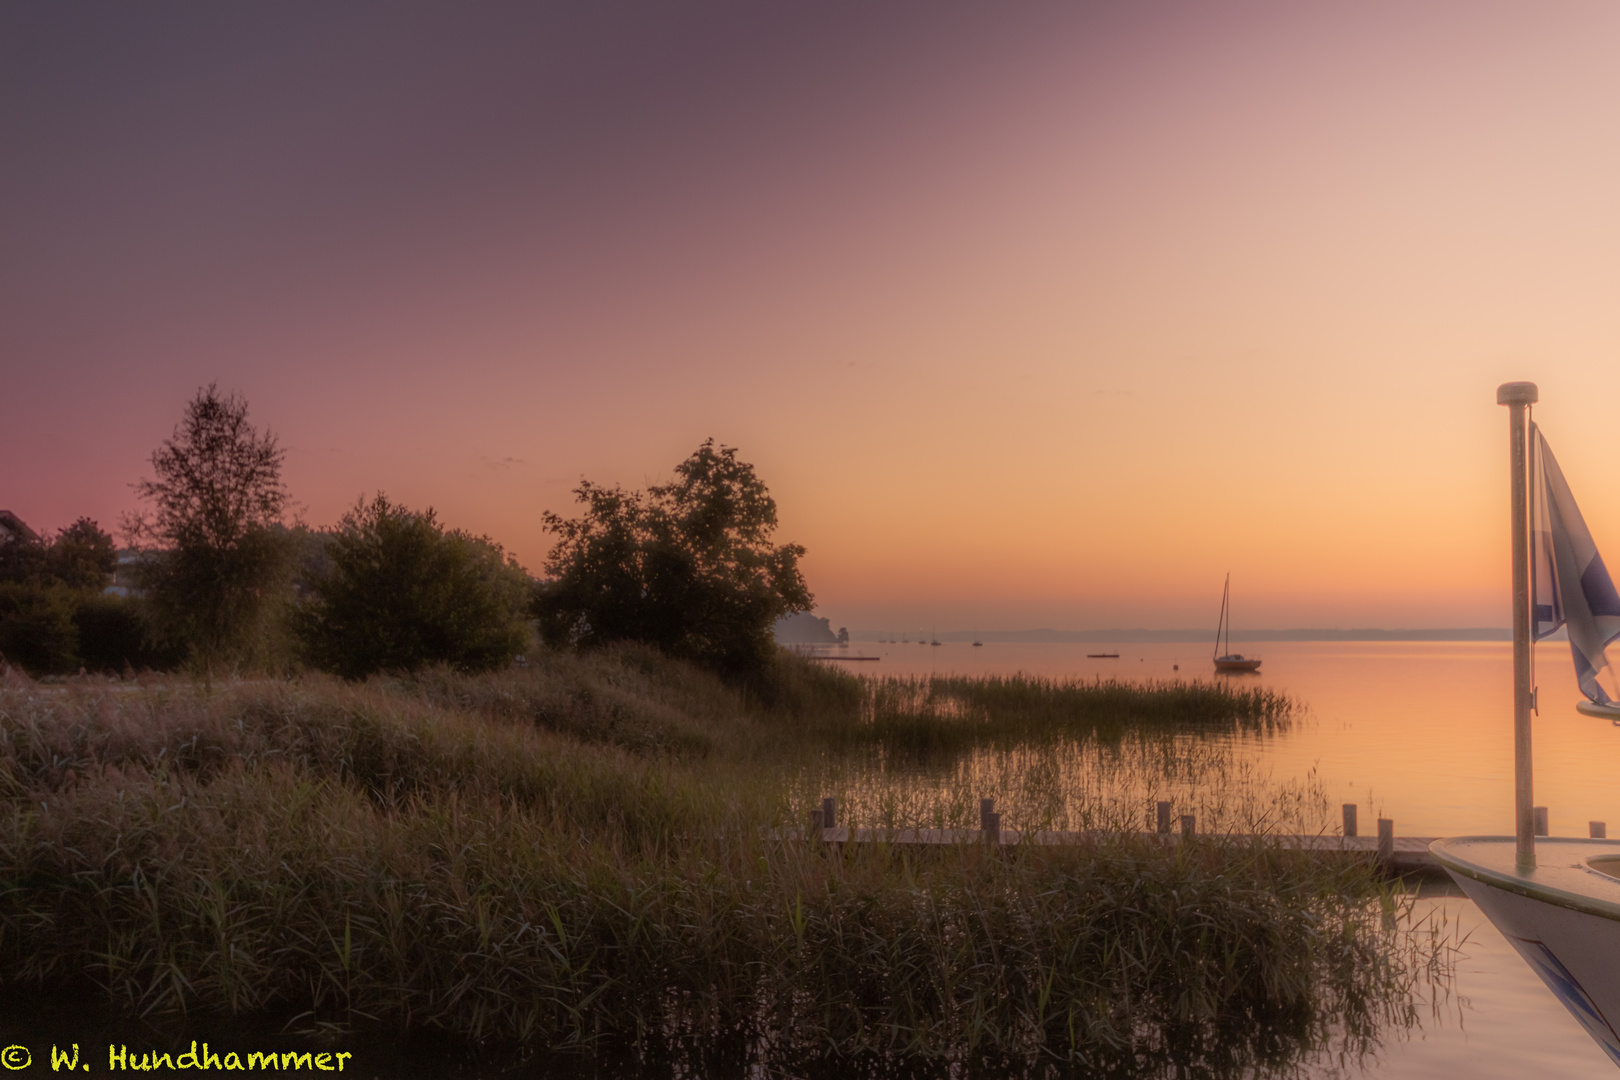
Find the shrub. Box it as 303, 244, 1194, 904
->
72, 593, 181, 673
295, 494, 532, 678
0, 583, 78, 675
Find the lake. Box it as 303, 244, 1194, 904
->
815, 639, 1620, 1077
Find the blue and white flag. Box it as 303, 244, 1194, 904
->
1531, 423, 1620, 705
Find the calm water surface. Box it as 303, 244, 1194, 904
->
820, 640, 1620, 1077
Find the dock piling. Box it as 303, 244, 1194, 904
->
1534, 806, 1548, 837
1594, 821, 1608, 839
1377, 819, 1394, 863
822, 796, 837, 830
1180, 814, 1196, 839
985, 811, 1001, 844
1343, 804, 1358, 838
1156, 801, 1172, 834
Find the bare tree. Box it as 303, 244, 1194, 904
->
127, 385, 294, 669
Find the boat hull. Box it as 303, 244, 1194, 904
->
1213, 656, 1262, 673
1432, 836, 1620, 1068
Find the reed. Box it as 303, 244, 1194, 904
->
0, 653, 1444, 1077
839, 673, 1294, 753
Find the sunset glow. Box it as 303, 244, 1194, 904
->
8, 2, 1620, 630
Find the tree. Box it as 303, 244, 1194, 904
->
45, 518, 118, 591
295, 494, 532, 679
126, 385, 294, 669
534, 440, 812, 680
0, 517, 115, 591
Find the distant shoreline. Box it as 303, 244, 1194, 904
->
851, 628, 1521, 644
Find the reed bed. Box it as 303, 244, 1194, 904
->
832, 674, 1294, 754
0, 653, 1448, 1077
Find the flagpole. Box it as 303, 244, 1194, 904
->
1499, 380, 1538, 871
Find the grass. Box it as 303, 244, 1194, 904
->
0, 650, 1449, 1077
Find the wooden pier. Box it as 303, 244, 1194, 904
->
788, 797, 1610, 875
785, 823, 1440, 873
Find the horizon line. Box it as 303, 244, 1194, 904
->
846, 628, 1522, 643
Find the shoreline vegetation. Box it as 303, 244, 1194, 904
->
0, 651, 1452, 1078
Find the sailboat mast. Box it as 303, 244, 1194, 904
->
1499, 381, 1538, 871
1214, 573, 1229, 661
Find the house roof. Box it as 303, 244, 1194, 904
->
0, 510, 38, 545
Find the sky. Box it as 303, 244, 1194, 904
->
6, 1, 1620, 632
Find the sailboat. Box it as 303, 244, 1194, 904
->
1212, 573, 1261, 673
1431, 382, 1620, 1069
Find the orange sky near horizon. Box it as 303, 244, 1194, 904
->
7, 2, 1620, 631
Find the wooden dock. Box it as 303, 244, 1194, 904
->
791, 798, 1444, 872
784, 825, 1440, 873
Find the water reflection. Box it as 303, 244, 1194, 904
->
823, 640, 1620, 837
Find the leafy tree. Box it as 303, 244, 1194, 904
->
0, 517, 115, 591
125, 385, 295, 669
296, 494, 532, 679
44, 518, 118, 591
534, 440, 812, 680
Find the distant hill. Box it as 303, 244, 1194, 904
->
853, 628, 1515, 643
774, 612, 838, 644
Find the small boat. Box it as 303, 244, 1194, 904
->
1087, 653, 1119, 659
972, 640, 983, 647
1211, 573, 1261, 673
1433, 383, 1620, 1067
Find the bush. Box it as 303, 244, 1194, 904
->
295, 494, 532, 678
72, 593, 181, 673
0, 583, 79, 676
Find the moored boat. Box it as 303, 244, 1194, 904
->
1211, 573, 1261, 673
1433, 381, 1620, 1069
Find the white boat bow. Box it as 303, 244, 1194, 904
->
1433, 836, 1620, 1067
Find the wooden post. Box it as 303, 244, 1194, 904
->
985, 811, 1001, 845
1377, 818, 1394, 864
1342, 804, 1358, 838
980, 798, 995, 832
1499, 380, 1538, 871
1593, 821, 1607, 839
1534, 806, 1549, 837
1180, 814, 1196, 839
1156, 801, 1172, 834
822, 796, 837, 830
810, 808, 824, 833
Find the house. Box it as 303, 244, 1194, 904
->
0, 510, 38, 548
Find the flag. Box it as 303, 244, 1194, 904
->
1531, 423, 1620, 704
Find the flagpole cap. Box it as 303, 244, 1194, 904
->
1497, 382, 1539, 405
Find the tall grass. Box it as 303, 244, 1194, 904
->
0, 652, 1446, 1077
840, 674, 1294, 753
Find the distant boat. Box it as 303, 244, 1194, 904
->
1087, 653, 1119, 658
972, 640, 983, 647
1212, 573, 1262, 673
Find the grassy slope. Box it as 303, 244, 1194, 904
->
0, 651, 1438, 1075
